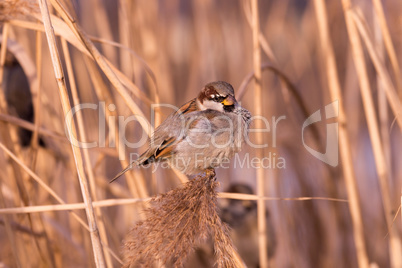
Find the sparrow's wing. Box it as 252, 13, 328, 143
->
110, 99, 198, 183
140, 136, 178, 163
147, 110, 218, 162
154, 137, 178, 158
175, 98, 198, 115
142, 98, 199, 160
109, 136, 180, 183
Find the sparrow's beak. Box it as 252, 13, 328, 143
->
221, 95, 236, 106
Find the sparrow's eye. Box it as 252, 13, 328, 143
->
210, 94, 226, 102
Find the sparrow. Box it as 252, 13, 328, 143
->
110, 81, 251, 183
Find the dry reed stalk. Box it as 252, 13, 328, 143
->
18, 9, 151, 135
0, 140, 90, 228
106, 60, 155, 106
123, 172, 245, 268
237, 63, 321, 143
0, 198, 149, 214
0, 113, 67, 141
128, 0, 159, 101
49, 0, 159, 197
9, 16, 91, 62
29, 30, 42, 169
219, 193, 348, 203
93, 1, 188, 191
0, 55, 23, 263
60, 38, 115, 267
250, 0, 268, 267
0, 24, 33, 267
117, 0, 135, 81
241, 10, 324, 265
373, 7, 392, 196
0, 137, 124, 264
237, 61, 340, 257
242, 0, 275, 61
348, 9, 402, 267
89, 0, 117, 67
373, 17, 394, 242
129, 0, 161, 194
315, 1, 369, 267
350, 10, 402, 130
4, 3, 160, 264
0, 32, 39, 94
48, 0, 151, 136
242, 0, 294, 127
371, 0, 401, 96
193, 0, 217, 81
1, 28, 57, 266
36, 0, 106, 266
89, 35, 157, 102
81, 56, 148, 200
0, 194, 348, 215
0, 186, 21, 267
9, 16, 87, 56
83, 51, 150, 239
0, 24, 29, 207
0, 137, 101, 265
84, 43, 188, 188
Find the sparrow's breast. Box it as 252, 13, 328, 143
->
169, 109, 250, 174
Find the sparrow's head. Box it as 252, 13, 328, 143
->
197, 81, 237, 112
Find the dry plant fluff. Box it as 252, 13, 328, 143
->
0, 0, 38, 21
123, 171, 244, 268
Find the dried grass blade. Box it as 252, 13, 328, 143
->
250, 0, 268, 267
372, 0, 402, 97
317, 1, 370, 267
349, 8, 402, 267
36, 0, 106, 266
351, 9, 402, 131
61, 38, 114, 268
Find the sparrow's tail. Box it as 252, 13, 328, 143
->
109, 151, 154, 183
109, 162, 136, 183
